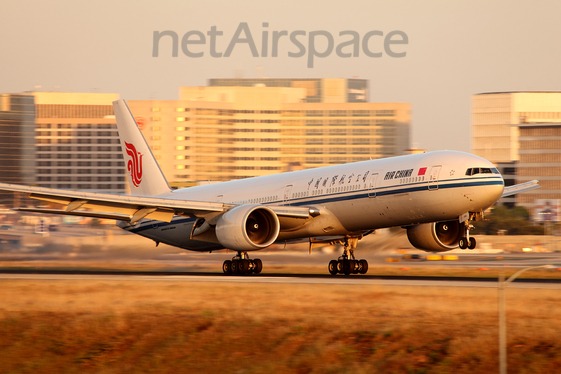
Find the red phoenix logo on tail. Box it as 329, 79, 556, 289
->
125, 142, 143, 187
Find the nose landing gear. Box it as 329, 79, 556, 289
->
459, 215, 477, 250
223, 251, 263, 276
328, 237, 369, 275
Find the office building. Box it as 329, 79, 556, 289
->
472, 92, 561, 163
515, 122, 561, 210
0, 94, 36, 204
129, 85, 410, 183
209, 78, 368, 103
32, 92, 126, 193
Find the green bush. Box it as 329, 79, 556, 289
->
474, 206, 551, 235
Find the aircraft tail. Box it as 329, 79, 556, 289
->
113, 99, 172, 196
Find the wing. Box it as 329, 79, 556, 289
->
501, 180, 540, 197
0, 183, 311, 224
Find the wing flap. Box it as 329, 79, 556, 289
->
13, 208, 132, 221
502, 180, 540, 197
14, 206, 176, 223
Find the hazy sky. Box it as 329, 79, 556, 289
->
2, 0, 561, 152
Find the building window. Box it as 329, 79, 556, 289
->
353, 138, 370, 145
306, 138, 323, 145
375, 110, 395, 117
352, 110, 370, 117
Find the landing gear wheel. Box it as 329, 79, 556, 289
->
350, 260, 359, 274
222, 260, 232, 275
225, 252, 262, 276
327, 236, 368, 275
468, 237, 476, 250
459, 237, 468, 249
238, 259, 250, 275
359, 259, 369, 274
253, 259, 263, 274
343, 260, 353, 275
328, 260, 338, 275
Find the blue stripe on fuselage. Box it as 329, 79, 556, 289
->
122, 177, 503, 231
288, 177, 503, 206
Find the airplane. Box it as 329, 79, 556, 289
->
0, 100, 540, 275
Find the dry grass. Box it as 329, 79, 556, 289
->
1, 279, 561, 373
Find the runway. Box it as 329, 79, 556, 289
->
1, 271, 560, 289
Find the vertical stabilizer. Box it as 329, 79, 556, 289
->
113, 100, 171, 196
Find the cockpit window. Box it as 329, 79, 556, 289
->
466, 167, 497, 176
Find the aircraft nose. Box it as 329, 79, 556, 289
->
485, 178, 505, 204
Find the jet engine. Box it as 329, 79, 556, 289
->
406, 220, 462, 252
215, 204, 280, 251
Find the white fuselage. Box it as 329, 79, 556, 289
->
120, 150, 504, 251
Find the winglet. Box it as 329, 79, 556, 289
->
113, 100, 172, 196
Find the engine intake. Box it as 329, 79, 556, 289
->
215, 204, 280, 251
406, 220, 461, 252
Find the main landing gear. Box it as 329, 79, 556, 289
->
222, 251, 262, 276
459, 219, 476, 250
328, 237, 369, 275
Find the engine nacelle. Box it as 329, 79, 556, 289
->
406, 220, 462, 252
215, 204, 280, 251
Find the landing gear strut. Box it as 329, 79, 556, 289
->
223, 251, 263, 276
459, 217, 476, 250
328, 237, 368, 275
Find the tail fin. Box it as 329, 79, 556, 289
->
113, 99, 171, 196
